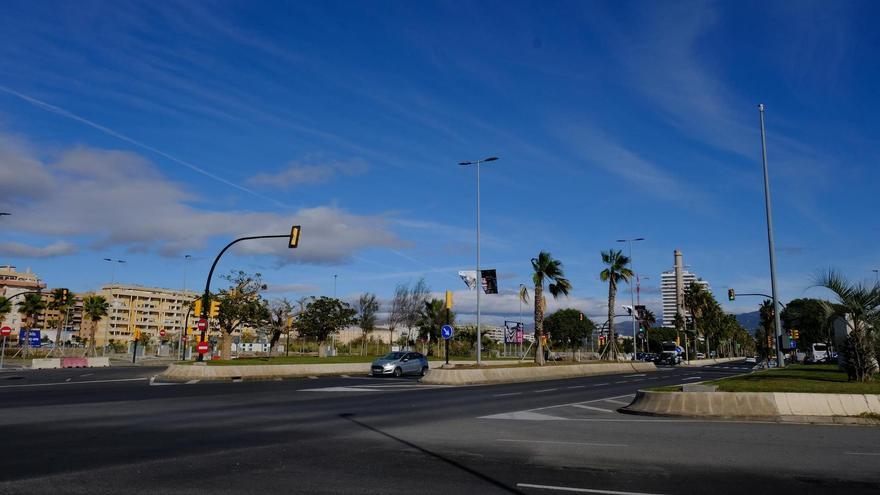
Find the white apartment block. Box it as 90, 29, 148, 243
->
660, 270, 710, 327
96, 284, 200, 345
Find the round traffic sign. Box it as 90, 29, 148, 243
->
441, 325, 454, 340
159, 329, 166, 337
0, 326, 11, 337
197, 341, 209, 354
197, 319, 207, 331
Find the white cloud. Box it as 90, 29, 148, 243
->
247, 157, 369, 189
0, 240, 78, 258
0, 136, 402, 263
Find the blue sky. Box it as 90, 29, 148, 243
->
1, 0, 878, 325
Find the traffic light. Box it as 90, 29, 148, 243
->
286, 316, 293, 329
767, 335, 773, 348
728, 289, 735, 301
791, 329, 799, 340
210, 301, 221, 318
445, 290, 453, 310
60, 288, 70, 304
133, 328, 141, 341
193, 299, 202, 316
579, 313, 584, 321
288, 225, 301, 248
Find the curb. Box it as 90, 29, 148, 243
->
420, 362, 657, 385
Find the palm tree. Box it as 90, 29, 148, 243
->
417, 299, 454, 356
531, 251, 572, 365
684, 281, 715, 358
18, 294, 47, 359
815, 270, 879, 382
82, 295, 110, 357
599, 249, 632, 360
47, 288, 75, 356
0, 296, 11, 324
641, 308, 656, 352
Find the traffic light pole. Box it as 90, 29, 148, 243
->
197, 233, 297, 361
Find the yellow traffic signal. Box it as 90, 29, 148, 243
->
728, 289, 735, 301
210, 301, 220, 318
193, 299, 202, 315
445, 290, 453, 309
791, 329, 799, 340
767, 336, 773, 347
133, 328, 141, 341
288, 225, 301, 248
286, 316, 293, 328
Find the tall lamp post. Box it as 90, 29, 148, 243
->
758, 104, 785, 368
873, 269, 879, 285
637, 275, 649, 352
617, 238, 645, 360
459, 156, 499, 366
103, 258, 126, 284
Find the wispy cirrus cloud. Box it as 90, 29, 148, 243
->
248, 157, 368, 189
0, 241, 78, 258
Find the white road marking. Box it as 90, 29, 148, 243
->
517, 482, 666, 494
481, 411, 568, 421
307, 376, 319, 379
0, 377, 148, 389
623, 374, 646, 378
300, 386, 383, 392
79, 373, 93, 377
601, 399, 631, 406
494, 392, 523, 397
65, 378, 71, 382
845, 452, 880, 456
566, 385, 586, 389
593, 383, 610, 387
535, 388, 558, 393
185, 380, 200, 384
613, 381, 628, 384
681, 376, 702, 381
499, 439, 626, 447
571, 404, 616, 413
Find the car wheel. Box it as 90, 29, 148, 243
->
420, 366, 428, 377
393, 367, 403, 378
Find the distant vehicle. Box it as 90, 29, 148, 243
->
371, 351, 428, 377
745, 356, 757, 364
696, 352, 706, 359
810, 343, 829, 363
655, 341, 682, 365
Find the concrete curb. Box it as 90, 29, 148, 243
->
30, 357, 112, 369
420, 362, 657, 385
622, 390, 880, 423
679, 357, 745, 367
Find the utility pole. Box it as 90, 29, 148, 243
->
617, 238, 644, 360
758, 104, 785, 368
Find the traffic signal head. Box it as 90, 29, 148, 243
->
193, 299, 202, 315
61, 288, 69, 303
579, 313, 584, 321
288, 225, 301, 248
210, 301, 221, 318
728, 289, 735, 301
792, 329, 799, 340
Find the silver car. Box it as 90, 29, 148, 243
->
371, 351, 429, 377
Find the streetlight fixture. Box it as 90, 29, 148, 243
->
617, 238, 645, 360
183, 254, 192, 292
0, 212, 10, 216
103, 258, 126, 284
873, 269, 879, 285
758, 104, 785, 368
459, 156, 499, 366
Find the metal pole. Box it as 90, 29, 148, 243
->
0, 336, 6, 369
445, 307, 450, 365
628, 242, 637, 360
758, 104, 785, 368
476, 159, 481, 365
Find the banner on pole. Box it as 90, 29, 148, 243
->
458, 271, 477, 291
504, 321, 524, 344
481, 269, 498, 294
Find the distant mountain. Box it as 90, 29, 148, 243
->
736, 311, 761, 332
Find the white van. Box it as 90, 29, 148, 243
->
810, 343, 829, 362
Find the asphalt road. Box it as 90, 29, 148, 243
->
0, 361, 877, 495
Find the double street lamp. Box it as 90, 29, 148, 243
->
617, 238, 644, 360
103, 258, 126, 284
459, 156, 499, 366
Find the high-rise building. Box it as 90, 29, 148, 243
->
660, 269, 710, 327
0, 265, 47, 333
35, 292, 84, 342
95, 284, 200, 345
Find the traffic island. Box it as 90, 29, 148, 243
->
420, 361, 656, 385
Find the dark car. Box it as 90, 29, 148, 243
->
371, 351, 429, 377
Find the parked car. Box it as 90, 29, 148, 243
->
744, 356, 757, 364
695, 352, 706, 359
371, 351, 429, 377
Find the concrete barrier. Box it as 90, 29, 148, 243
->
31, 358, 61, 370
160, 362, 374, 382
421, 362, 657, 385
61, 357, 89, 368
680, 357, 744, 367
623, 390, 880, 419
87, 357, 111, 367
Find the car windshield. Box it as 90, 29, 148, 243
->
814, 344, 827, 351
381, 352, 407, 360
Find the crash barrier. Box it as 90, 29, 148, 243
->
420, 362, 657, 385
31, 357, 112, 369
623, 390, 880, 419
680, 357, 745, 367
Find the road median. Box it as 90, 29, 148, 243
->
420, 361, 657, 385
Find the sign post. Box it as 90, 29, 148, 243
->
0, 326, 10, 369
441, 325, 454, 365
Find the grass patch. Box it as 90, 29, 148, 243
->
708, 364, 880, 394
646, 385, 683, 392
857, 412, 880, 420
203, 355, 378, 366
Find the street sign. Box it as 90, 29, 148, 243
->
0, 326, 10, 337
441, 325, 454, 340
197, 341, 209, 354
159, 329, 166, 337
197, 319, 207, 331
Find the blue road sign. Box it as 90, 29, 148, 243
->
441, 325, 454, 340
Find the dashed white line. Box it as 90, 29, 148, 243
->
0, 377, 148, 389
494, 392, 523, 397
566, 385, 586, 389
681, 377, 702, 381
535, 388, 559, 393
845, 452, 880, 456
571, 404, 616, 413
499, 439, 627, 447
516, 482, 665, 494
593, 383, 610, 387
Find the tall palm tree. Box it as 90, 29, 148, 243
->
684, 281, 714, 358
0, 296, 11, 324
47, 288, 75, 355
641, 309, 656, 352
82, 295, 110, 357
18, 294, 47, 359
531, 251, 572, 365
599, 249, 632, 360
815, 270, 879, 382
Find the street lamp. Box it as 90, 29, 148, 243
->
102, 258, 126, 284
182, 254, 192, 292
459, 156, 499, 366
0, 212, 10, 217
873, 269, 879, 285
758, 104, 785, 368
617, 238, 645, 360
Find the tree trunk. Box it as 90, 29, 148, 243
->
318, 340, 327, 358
608, 283, 617, 360
534, 283, 545, 365
220, 332, 233, 360
87, 320, 97, 357
54, 320, 64, 356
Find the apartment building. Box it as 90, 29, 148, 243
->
0, 265, 47, 333
95, 284, 200, 345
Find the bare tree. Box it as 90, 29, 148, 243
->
268, 298, 293, 354
357, 293, 379, 355
387, 283, 408, 352
404, 278, 431, 346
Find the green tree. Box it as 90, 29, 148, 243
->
215, 271, 270, 360
639, 308, 657, 352
683, 281, 718, 357
48, 288, 76, 355
531, 251, 572, 365
417, 298, 455, 356
544, 309, 595, 353
82, 295, 109, 357
18, 293, 46, 359
599, 249, 632, 360
815, 270, 879, 382
297, 296, 357, 358
780, 298, 836, 351
357, 293, 380, 355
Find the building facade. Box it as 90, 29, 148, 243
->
35, 292, 84, 342
660, 270, 710, 327
95, 284, 200, 345
0, 265, 47, 333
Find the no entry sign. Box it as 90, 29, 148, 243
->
197, 341, 209, 354
197, 319, 207, 332
159, 329, 166, 337
0, 326, 11, 337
